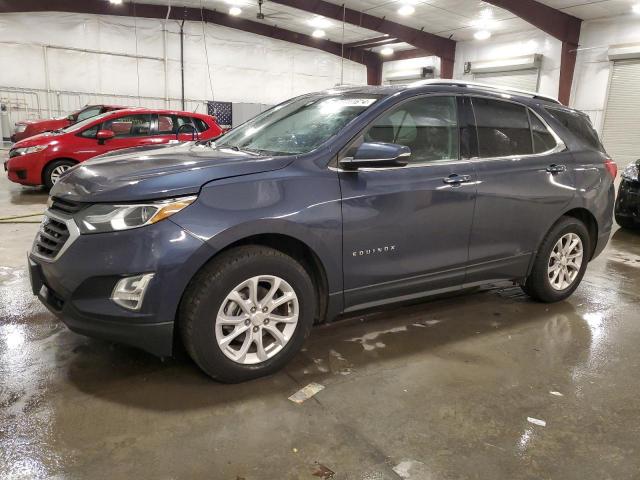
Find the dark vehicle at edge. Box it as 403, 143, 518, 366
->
28, 81, 617, 382
615, 160, 640, 229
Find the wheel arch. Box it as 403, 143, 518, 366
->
41, 157, 79, 185
217, 233, 330, 324
562, 207, 599, 259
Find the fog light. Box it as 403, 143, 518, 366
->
111, 273, 154, 311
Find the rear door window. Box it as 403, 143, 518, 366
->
472, 98, 533, 157
157, 114, 176, 135
544, 107, 605, 152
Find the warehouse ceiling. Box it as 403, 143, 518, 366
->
137, 0, 639, 44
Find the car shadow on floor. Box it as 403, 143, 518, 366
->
62, 285, 589, 412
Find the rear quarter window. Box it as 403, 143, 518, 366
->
545, 108, 605, 152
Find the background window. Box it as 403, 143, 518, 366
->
364, 96, 459, 163
472, 98, 533, 157
76, 106, 102, 122
157, 115, 175, 134
104, 114, 152, 137
79, 125, 99, 138
193, 118, 209, 133
530, 113, 557, 153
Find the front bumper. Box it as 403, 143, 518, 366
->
29, 215, 215, 357
615, 179, 640, 224
5, 153, 44, 186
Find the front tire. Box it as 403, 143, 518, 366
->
522, 216, 590, 303
43, 159, 75, 190
179, 245, 315, 383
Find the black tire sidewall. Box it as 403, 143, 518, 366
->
527, 218, 591, 302
184, 250, 315, 382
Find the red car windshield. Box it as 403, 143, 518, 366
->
61, 112, 113, 133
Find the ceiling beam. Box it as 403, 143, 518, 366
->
381, 48, 430, 62
483, 0, 582, 104
268, 0, 456, 65
344, 35, 397, 49
0, 0, 380, 68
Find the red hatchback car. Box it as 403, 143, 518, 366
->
6, 108, 223, 189
11, 104, 124, 142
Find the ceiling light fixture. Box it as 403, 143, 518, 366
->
380, 47, 395, 56
308, 16, 333, 29
633, 3, 640, 14
229, 6, 242, 16
474, 30, 491, 40
109, 0, 123, 4
397, 5, 415, 16
312, 29, 326, 38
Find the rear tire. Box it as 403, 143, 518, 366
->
522, 216, 590, 303
43, 159, 75, 190
179, 245, 315, 383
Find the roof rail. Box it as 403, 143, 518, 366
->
409, 79, 561, 104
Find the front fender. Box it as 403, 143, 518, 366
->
169, 165, 343, 296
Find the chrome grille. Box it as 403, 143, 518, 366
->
49, 197, 84, 215
33, 216, 70, 259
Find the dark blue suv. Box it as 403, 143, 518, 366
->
29, 81, 616, 382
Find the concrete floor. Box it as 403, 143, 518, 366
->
1, 172, 639, 480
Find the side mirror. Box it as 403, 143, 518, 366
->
66, 115, 76, 122
339, 142, 410, 170
96, 129, 115, 144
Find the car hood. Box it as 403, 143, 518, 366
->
12, 131, 64, 148
50, 143, 295, 203
18, 118, 69, 129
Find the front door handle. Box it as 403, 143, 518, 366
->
443, 174, 472, 185
546, 164, 567, 174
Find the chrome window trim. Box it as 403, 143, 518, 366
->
31, 210, 80, 263
332, 92, 566, 173
330, 158, 474, 173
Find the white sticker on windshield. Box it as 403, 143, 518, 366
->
322, 98, 377, 108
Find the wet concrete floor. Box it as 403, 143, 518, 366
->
1, 173, 639, 479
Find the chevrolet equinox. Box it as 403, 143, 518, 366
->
29, 81, 617, 382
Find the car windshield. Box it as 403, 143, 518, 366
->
215, 94, 382, 155
61, 111, 113, 133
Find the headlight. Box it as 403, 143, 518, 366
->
14, 124, 27, 133
75, 196, 197, 234
12, 145, 49, 156
621, 163, 639, 182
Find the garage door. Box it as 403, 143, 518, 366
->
602, 59, 640, 167
473, 68, 540, 92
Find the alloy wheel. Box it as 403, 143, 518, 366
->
547, 233, 583, 291
215, 275, 299, 364
50, 165, 71, 184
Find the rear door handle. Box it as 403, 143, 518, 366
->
546, 164, 567, 174
443, 174, 472, 185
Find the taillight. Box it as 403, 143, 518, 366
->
604, 158, 617, 179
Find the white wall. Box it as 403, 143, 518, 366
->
382, 55, 440, 83
571, 15, 640, 132
0, 12, 366, 119
453, 30, 562, 99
